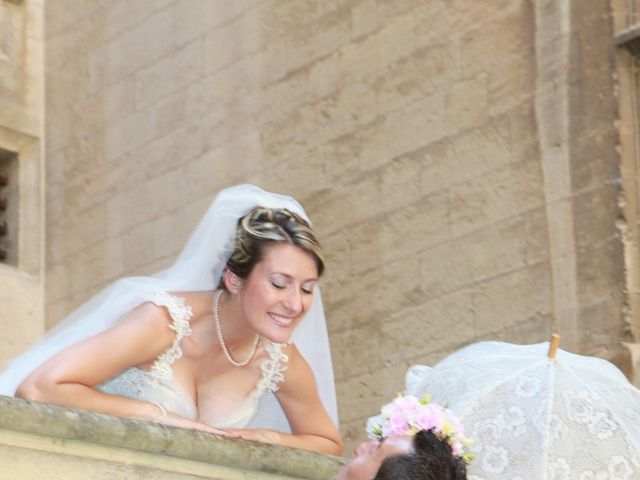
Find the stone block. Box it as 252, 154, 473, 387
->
120, 221, 158, 273
134, 121, 205, 177
283, 7, 351, 72
174, 0, 219, 47
350, 0, 378, 39
321, 229, 352, 291
202, 11, 262, 76
377, 154, 423, 211
336, 363, 408, 423
306, 177, 382, 236
571, 128, 619, 192
48, 207, 108, 265
446, 74, 489, 132
523, 206, 551, 265
334, 32, 383, 86
378, 289, 476, 367
460, 3, 535, 109
265, 148, 328, 197
419, 119, 514, 196
288, 82, 376, 152
411, 42, 458, 96
348, 193, 450, 274
44, 297, 75, 330
68, 240, 124, 298
325, 254, 422, 334
45, 261, 71, 304
0, 397, 345, 480
198, 55, 262, 113
358, 93, 447, 170
448, 159, 544, 237
322, 132, 366, 184
331, 325, 381, 381
104, 107, 157, 161
480, 315, 554, 346
472, 263, 552, 337
105, 8, 176, 83
575, 237, 625, 305
105, 175, 169, 237
151, 210, 191, 261
103, 77, 134, 123
370, 52, 429, 117
458, 216, 528, 283
418, 239, 472, 299
573, 183, 622, 251
134, 38, 203, 110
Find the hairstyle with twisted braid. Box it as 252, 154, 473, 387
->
220, 207, 324, 288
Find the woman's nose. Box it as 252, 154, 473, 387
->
282, 287, 303, 314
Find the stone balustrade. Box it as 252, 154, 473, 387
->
0, 396, 345, 479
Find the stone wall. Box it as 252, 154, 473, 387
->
0, 396, 344, 479
0, 0, 44, 366
0, 0, 632, 453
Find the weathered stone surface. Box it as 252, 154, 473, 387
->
0, 0, 637, 457
0, 396, 345, 480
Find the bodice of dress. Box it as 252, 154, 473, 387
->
98, 292, 289, 429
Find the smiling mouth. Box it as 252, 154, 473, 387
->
268, 313, 294, 328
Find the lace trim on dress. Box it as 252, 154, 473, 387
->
146, 292, 194, 381
104, 366, 150, 397
253, 341, 289, 398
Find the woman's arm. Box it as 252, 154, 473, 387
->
226, 345, 343, 455
15, 302, 223, 434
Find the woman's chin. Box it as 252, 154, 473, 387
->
262, 328, 293, 344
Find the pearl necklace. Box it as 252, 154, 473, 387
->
213, 290, 261, 367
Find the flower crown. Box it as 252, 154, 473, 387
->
366, 394, 474, 464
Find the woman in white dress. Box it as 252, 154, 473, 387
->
0, 185, 342, 455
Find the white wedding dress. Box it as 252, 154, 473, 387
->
99, 292, 289, 428
0, 185, 338, 432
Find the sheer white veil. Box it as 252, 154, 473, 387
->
0, 184, 338, 430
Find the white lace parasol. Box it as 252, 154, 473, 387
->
402, 336, 640, 480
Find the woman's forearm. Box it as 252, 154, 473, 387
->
17, 380, 228, 435
278, 432, 343, 455
16, 380, 159, 420
226, 428, 343, 455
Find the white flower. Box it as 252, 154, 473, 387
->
628, 442, 640, 468
579, 469, 609, 480
547, 458, 571, 480
481, 445, 509, 474
515, 374, 541, 398
588, 411, 618, 440
473, 415, 505, 449
548, 413, 569, 442
564, 390, 594, 424
627, 406, 640, 421
505, 406, 526, 437
609, 455, 633, 480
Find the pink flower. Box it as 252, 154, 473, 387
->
367, 393, 474, 465
411, 404, 444, 432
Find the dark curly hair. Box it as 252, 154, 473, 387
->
373, 430, 468, 480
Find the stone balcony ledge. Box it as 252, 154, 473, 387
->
0, 395, 345, 479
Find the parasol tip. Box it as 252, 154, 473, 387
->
548, 333, 561, 359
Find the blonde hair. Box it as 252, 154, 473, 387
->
221, 207, 324, 286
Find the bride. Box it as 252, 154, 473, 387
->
0, 185, 342, 455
